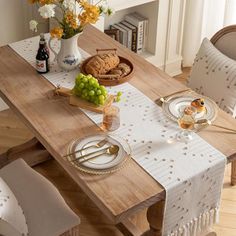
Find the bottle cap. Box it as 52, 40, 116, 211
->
40, 33, 45, 43
40, 33, 45, 39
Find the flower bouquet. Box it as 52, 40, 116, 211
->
29, 0, 112, 70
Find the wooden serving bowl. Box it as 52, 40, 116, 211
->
80, 56, 134, 86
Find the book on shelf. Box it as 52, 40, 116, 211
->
131, 12, 148, 51
120, 21, 137, 53
104, 29, 120, 42
107, 12, 148, 54
110, 24, 128, 47
124, 14, 144, 54
116, 23, 132, 50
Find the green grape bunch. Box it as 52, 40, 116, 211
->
72, 73, 108, 106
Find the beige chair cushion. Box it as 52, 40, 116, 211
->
188, 38, 236, 118
0, 159, 80, 236
0, 177, 28, 236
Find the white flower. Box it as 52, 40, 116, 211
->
29, 20, 38, 32
38, 4, 56, 19
97, 0, 114, 16
100, 0, 108, 9
63, 0, 76, 12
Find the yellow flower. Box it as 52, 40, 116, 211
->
28, 0, 56, 4
65, 11, 78, 29
78, 1, 100, 26
79, 0, 89, 8
50, 27, 64, 38
39, 0, 56, 4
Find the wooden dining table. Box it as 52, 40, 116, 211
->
0, 25, 236, 236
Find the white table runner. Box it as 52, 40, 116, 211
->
9, 35, 226, 236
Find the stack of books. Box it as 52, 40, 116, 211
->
105, 12, 148, 54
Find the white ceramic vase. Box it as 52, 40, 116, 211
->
49, 33, 82, 71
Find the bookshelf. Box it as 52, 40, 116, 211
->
93, 0, 186, 76
107, 0, 157, 12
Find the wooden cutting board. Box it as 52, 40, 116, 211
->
55, 87, 114, 113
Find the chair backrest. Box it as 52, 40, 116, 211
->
211, 25, 236, 60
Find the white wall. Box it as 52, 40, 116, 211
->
0, 0, 25, 46
0, 0, 49, 46
0, 0, 48, 111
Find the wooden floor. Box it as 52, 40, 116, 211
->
0, 68, 235, 236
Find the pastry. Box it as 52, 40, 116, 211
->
191, 98, 205, 113
85, 53, 120, 77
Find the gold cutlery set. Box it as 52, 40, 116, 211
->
64, 139, 107, 158
65, 139, 120, 164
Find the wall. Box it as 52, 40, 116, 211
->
0, 0, 48, 111
0, 0, 25, 46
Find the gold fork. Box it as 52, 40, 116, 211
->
155, 88, 192, 106
64, 139, 107, 158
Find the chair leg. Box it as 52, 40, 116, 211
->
0, 137, 51, 168
59, 225, 80, 236
231, 160, 236, 186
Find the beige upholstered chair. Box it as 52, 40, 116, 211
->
0, 159, 80, 236
211, 25, 236, 60
188, 25, 236, 187
188, 25, 236, 118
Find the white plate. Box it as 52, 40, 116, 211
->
162, 95, 218, 122
71, 134, 130, 170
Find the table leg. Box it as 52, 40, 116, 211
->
116, 219, 143, 236
204, 232, 217, 236
144, 201, 216, 236
0, 137, 51, 168
142, 200, 165, 236
231, 160, 236, 186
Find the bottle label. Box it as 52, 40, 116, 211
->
36, 60, 47, 72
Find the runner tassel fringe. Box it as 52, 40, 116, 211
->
168, 208, 219, 236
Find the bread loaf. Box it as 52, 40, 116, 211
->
85, 53, 120, 76
109, 63, 131, 78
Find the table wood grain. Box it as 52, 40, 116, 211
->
0, 25, 236, 228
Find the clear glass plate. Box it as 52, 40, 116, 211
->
66, 134, 132, 174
